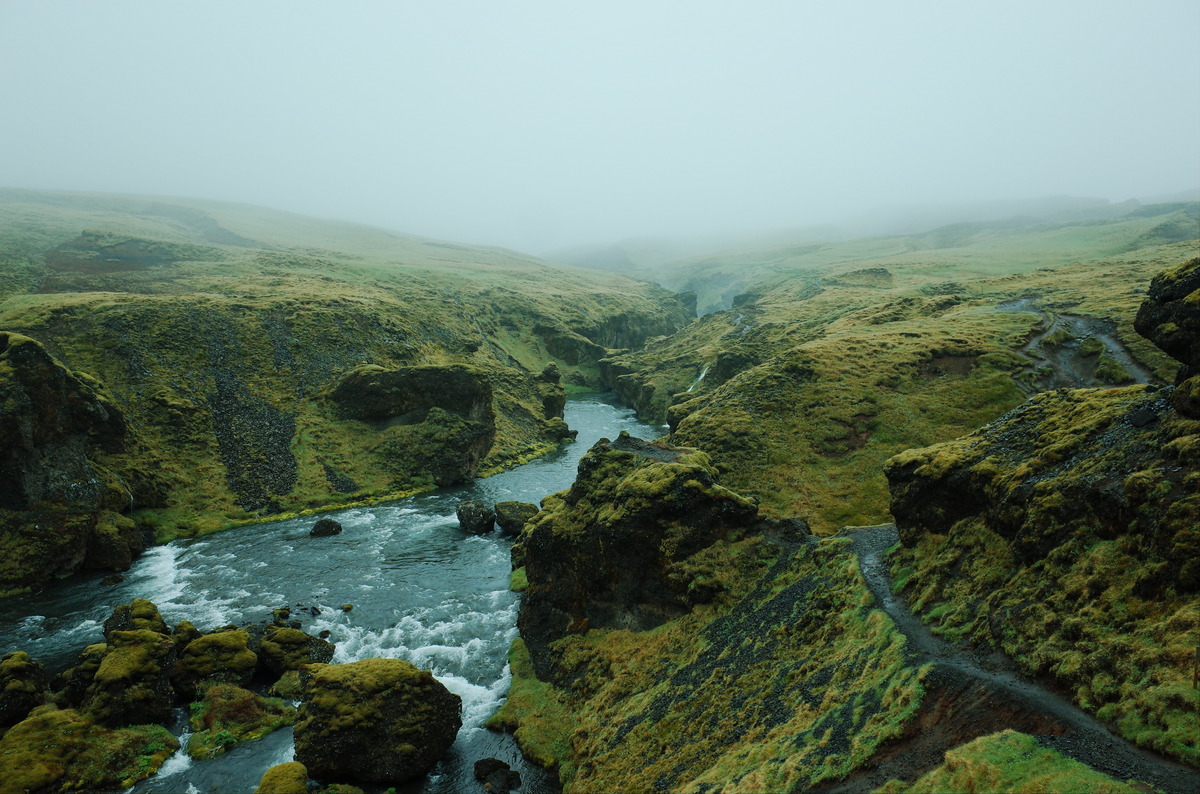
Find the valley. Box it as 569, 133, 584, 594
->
0, 188, 1197, 793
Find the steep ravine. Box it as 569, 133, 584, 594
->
826, 524, 1200, 794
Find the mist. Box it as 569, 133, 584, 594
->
1, 0, 1197, 254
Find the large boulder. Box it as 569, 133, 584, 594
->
103, 598, 169, 638
494, 501, 539, 537
255, 762, 310, 794
0, 652, 48, 728
293, 658, 462, 785
456, 500, 495, 534
310, 518, 342, 537
329, 364, 495, 486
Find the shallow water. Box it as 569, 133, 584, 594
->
0, 394, 663, 794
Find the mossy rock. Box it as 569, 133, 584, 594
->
1134, 256, 1200, 370
255, 761, 310, 794
83, 511, 145, 571
173, 629, 258, 700
187, 683, 296, 760
82, 629, 177, 727
293, 658, 462, 785
103, 598, 168, 637
494, 501, 539, 537
51, 642, 108, 709
0, 652, 48, 728
258, 626, 335, 677
269, 669, 303, 699
0, 707, 178, 792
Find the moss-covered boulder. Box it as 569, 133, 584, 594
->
0, 652, 48, 729
51, 642, 109, 708
456, 500, 495, 534
257, 626, 335, 677
81, 629, 177, 727
173, 629, 258, 700
494, 500, 539, 537
255, 761, 310, 794
516, 432, 806, 679
84, 511, 145, 571
329, 363, 495, 487
187, 683, 296, 760
0, 706, 178, 792
103, 597, 169, 637
293, 658, 462, 785
1134, 256, 1199, 373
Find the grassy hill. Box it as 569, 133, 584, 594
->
596, 203, 1198, 533
0, 188, 691, 551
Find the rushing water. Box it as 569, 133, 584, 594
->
0, 394, 663, 794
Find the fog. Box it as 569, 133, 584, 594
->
1, 1, 1197, 254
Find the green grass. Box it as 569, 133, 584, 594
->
875, 730, 1150, 793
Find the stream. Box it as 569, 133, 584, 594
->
0, 394, 664, 794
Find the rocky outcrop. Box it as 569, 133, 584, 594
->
0, 652, 48, 728
0, 333, 148, 595
494, 501, 539, 536
456, 500, 495, 534
1134, 257, 1199, 376
516, 433, 808, 679
293, 658, 462, 785
103, 597, 169, 637
330, 364, 495, 487
81, 628, 178, 727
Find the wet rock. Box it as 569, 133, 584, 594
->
494, 501, 539, 536
51, 643, 109, 708
0, 707, 178, 792
103, 598, 169, 638
457, 500, 495, 534
474, 757, 522, 791
310, 518, 342, 537
173, 629, 258, 700
257, 625, 335, 677
84, 511, 146, 571
0, 652, 48, 728
81, 629, 177, 727
255, 761, 310, 794
294, 658, 462, 785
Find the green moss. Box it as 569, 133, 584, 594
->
255, 761, 311, 794
875, 730, 1148, 793
487, 639, 576, 775
509, 567, 529, 592
0, 707, 178, 791
187, 683, 296, 760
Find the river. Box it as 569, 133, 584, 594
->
0, 394, 663, 794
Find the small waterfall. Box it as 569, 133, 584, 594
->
686, 364, 711, 393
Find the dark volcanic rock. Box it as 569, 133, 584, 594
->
516, 433, 779, 679
256, 625, 335, 677
294, 658, 462, 785
474, 757, 521, 791
310, 518, 343, 537
457, 500, 495, 534
172, 629, 259, 701
494, 501, 539, 536
82, 628, 177, 727
103, 598, 169, 638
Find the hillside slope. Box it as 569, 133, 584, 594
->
599, 205, 1197, 533
0, 189, 692, 594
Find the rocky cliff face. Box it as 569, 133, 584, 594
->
884, 258, 1200, 766
0, 333, 151, 595
515, 434, 800, 678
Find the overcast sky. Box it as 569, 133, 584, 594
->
1, 1, 1197, 252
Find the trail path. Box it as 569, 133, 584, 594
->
823, 524, 1200, 794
